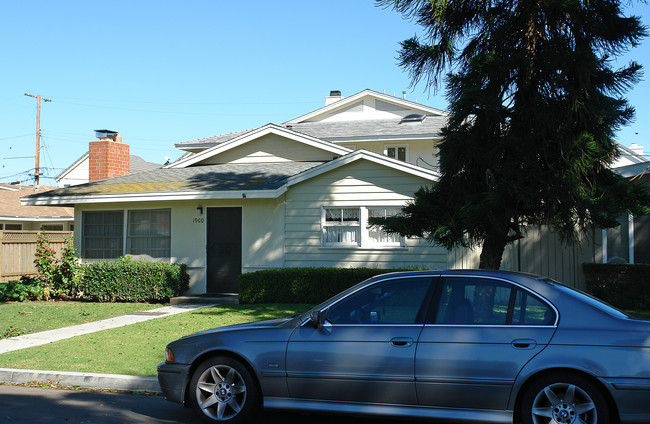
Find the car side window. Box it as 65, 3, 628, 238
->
434, 277, 555, 326
327, 277, 432, 325
436, 278, 512, 325
512, 289, 556, 325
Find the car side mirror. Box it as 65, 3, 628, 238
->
309, 308, 329, 328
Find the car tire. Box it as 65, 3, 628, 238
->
519, 372, 610, 424
189, 356, 260, 424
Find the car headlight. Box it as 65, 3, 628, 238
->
165, 347, 176, 362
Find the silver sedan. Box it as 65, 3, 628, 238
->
157, 270, 650, 423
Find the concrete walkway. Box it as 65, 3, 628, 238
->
0, 301, 221, 392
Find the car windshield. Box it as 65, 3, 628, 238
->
542, 278, 630, 319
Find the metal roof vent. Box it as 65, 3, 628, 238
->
400, 114, 426, 123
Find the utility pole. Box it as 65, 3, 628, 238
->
24, 92, 52, 187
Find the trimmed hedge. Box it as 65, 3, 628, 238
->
239, 267, 429, 304
76, 260, 189, 302
583, 263, 650, 310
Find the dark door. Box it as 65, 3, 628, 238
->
206, 207, 242, 293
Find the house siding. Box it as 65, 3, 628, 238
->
284, 160, 448, 269
198, 134, 339, 165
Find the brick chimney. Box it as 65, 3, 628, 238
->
89, 129, 129, 182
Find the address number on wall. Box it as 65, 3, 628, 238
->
192, 218, 205, 224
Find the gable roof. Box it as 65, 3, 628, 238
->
22, 148, 438, 206
286, 149, 439, 188
166, 123, 351, 169
56, 152, 161, 183
285, 89, 448, 124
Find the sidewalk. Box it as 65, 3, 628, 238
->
0, 301, 224, 393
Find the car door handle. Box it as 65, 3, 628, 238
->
390, 337, 414, 347
512, 339, 537, 350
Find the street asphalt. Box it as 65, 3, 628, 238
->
0, 302, 217, 393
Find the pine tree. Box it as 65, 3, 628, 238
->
374, 0, 650, 269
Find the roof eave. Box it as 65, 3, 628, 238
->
20, 188, 288, 206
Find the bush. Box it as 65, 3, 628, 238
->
0, 278, 46, 302
239, 267, 431, 304
33, 234, 82, 299
583, 263, 650, 310
75, 258, 189, 302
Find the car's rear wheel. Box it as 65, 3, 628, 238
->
189, 356, 259, 423
519, 372, 610, 424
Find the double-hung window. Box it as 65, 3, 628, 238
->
323, 208, 360, 246
82, 211, 124, 259
322, 206, 405, 248
126, 209, 171, 259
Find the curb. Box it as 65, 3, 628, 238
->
0, 368, 161, 393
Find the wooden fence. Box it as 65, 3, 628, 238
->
0, 231, 73, 282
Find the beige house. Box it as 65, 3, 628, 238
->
21, 89, 650, 293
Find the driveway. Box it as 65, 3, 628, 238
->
0, 385, 416, 424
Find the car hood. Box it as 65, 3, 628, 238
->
178, 316, 299, 340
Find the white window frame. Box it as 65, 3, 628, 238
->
383, 144, 409, 162
321, 206, 406, 248
321, 207, 362, 247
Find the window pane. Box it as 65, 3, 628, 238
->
82, 211, 124, 259
436, 278, 512, 325
323, 207, 360, 246
397, 147, 406, 161
367, 207, 403, 245
328, 277, 432, 324
512, 290, 555, 325
386, 147, 396, 159
126, 209, 171, 259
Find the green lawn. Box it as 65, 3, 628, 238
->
0, 304, 312, 377
0, 301, 157, 339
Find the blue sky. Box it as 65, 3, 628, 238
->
1, 1, 649, 185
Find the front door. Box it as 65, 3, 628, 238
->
206, 207, 242, 293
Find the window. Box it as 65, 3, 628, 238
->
82, 211, 124, 259
3, 224, 22, 231
321, 206, 405, 248
368, 207, 403, 246
384, 145, 408, 162
127, 209, 171, 259
41, 224, 63, 231
323, 208, 360, 246
435, 277, 555, 326
327, 277, 432, 324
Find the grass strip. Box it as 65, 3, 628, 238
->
0, 304, 311, 377
0, 301, 158, 338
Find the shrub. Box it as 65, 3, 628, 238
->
33, 234, 82, 299
76, 258, 189, 302
239, 267, 431, 304
0, 278, 45, 302
583, 263, 650, 310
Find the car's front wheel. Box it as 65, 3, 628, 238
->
519, 372, 610, 424
189, 356, 259, 423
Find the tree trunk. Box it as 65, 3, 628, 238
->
478, 230, 508, 269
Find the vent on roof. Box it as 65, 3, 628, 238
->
400, 114, 426, 123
